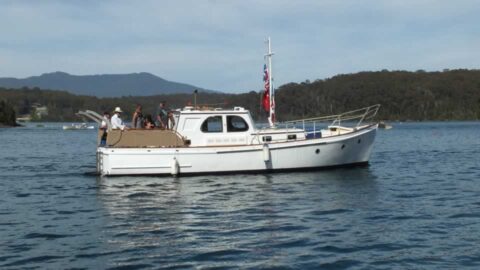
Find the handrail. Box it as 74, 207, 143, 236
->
284, 104, 380, 125
76, 111, 99, 123
77, 110, 112, 131
281, 104, 380, 137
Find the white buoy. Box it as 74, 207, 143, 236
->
263, 144, 270, 162
171, 158, 179, 175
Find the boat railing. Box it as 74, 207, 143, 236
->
281, 104, 380, 137
77, 110, 111, 130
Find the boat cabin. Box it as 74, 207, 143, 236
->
174, 106, 254, 146
87, 107, 306, 148
173, 106, 306, 147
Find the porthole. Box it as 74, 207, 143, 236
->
341, 144, 346, 150
358, 139, 361, 144
315, 149, 320, 154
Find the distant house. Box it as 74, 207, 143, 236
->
31, 103, 48, 119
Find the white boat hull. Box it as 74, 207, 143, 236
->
97, 124, 377, 176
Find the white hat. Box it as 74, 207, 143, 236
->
114, 107, 123, 113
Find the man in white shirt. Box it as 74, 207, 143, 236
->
111, 107, 127, 130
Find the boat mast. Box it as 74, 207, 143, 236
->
265, 37, 275, 127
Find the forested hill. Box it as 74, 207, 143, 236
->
0, 72, 213, 97
275, 69, 480, 120
0, 88, 260, 122
1, 69, 480, 121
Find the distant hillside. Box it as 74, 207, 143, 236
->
0, 72, 214, 97
0, 87, 259, 122
275, 69, 480, 120
1, 69, 480, 122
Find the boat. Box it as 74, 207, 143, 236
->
78, 38, 381, 176
62, 123, 95, 130
16, 115, 32, 122
378, 121, 392, 129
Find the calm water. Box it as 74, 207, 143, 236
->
1, 122, 479, 269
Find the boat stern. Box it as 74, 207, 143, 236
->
96, 147, 108, 175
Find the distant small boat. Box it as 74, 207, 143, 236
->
378, 121, 392, 129
16, 116, 31, 122
63, 123, 95, 130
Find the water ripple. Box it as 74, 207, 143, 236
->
1, 122, 480, 269
24, 232, 75, 240
2, 255, 66, 267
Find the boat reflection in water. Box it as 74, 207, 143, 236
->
95, 168, 379, 265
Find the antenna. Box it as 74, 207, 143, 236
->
193, 89, 198, 109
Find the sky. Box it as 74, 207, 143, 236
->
0, 0, 479, 93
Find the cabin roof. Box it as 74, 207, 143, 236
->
177, 106, 249, 115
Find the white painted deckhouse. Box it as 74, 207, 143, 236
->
79, 38, 380, 176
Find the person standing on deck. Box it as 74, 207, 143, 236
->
131, 104, 145, 129
111, 107, 128, 130
100, 112, 110, 130
99, 111, 111, 146
156, 101, 169, 129
167, 111, 175, 129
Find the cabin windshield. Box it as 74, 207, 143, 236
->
227, 115, 249, 132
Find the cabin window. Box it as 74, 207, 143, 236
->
227, 116, 249, 132
182, 117, 200, 131
201, 116, 223, 133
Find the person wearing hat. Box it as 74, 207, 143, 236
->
111, 107, 127, 130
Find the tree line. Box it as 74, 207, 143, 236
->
0, 99, 18, 126
0, 87, 263, 122
1, 69, 480, 122
276, 69, 480, 121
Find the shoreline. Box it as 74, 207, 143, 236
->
0, 122, 21, 128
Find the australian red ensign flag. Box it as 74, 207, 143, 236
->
262, 64, 270, 112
